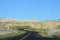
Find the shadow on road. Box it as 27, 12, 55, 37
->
36, 32, 60, 40
24, 31, 60, 40
1, 29, 30, 40
1, 29, 60, 40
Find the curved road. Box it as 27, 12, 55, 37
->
2, 30, 60, 40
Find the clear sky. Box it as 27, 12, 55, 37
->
0, 0, 60, 21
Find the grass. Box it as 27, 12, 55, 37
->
0, 30, 25, 40
38, 30, 60, 38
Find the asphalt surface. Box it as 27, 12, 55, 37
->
2, 31, 30, 40
1, 30, 60, 40
24, 31, 41, 40
24, 32, 60, 40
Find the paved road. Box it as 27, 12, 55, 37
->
24, 32, 60, 40
2, 31, 60, 40
24, 31, 41, 40
3, 31, 30, 40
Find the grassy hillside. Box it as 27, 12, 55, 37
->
0, 18, 60, 30
0, 18, 60, 38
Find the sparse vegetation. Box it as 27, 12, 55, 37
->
0, 30, 25, 40
38, 28, 60, 38
0, 18, 60, 39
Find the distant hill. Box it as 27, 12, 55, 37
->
42, 20, 60, 29
0, 18, 60, 30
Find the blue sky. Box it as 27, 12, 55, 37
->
0, 0, 60, 21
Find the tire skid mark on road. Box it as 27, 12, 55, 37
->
20, 32, 32, 40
